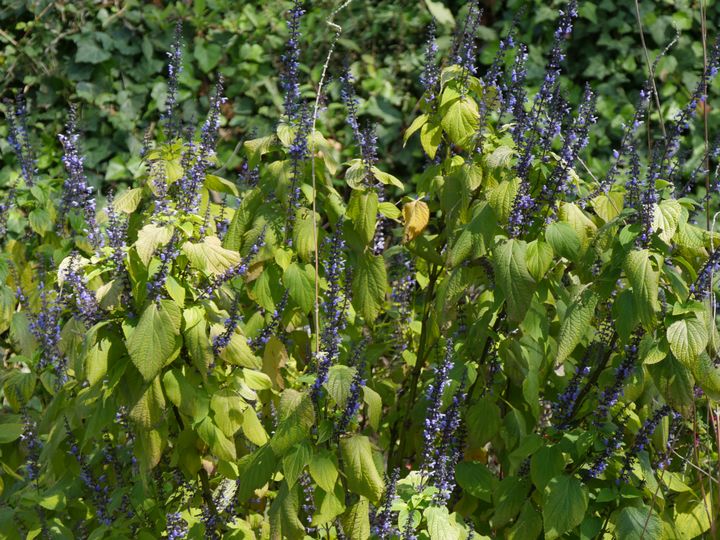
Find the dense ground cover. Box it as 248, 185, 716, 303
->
1, 0, 720, 538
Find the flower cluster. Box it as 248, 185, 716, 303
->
57, 107, 100, 248
421, 338, 454, 478
419, 22, 440, 106
282, 0, 306, 124
20, 411, 41, 483
62, 256, 103, 327
25, 279, 65, 378
619, 405, 672, 483
248, 291, 289, 351
166, 512, 188, 540
372, 468, 399, 539
336, 346, 366, 435
4, 94, 36, 185
596, 334, 641, 424
164, 21, 183, 139
146, 231, 180, 301
212, 295, 242, 360
340, 71, 378, 186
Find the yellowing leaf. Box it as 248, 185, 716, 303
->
402, 199, 430, 243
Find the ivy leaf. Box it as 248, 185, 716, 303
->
283, 263, 315, 314
127, 300, 182, 382
352, 253, 387, 322
402, 199, 430, 243
542, 475, 588, 539
340, 435, 384, 503
624, 250, 660, 329
667, 316, 708, 367
494, 239, 536, 323
557, 286, 598, 364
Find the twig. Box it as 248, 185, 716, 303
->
634, 0, 666, 138
309, 0, 354, 355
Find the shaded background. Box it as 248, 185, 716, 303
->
1, 0, 718, 199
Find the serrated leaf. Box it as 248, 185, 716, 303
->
652, 199, 682, 243
182, 236, 241, 276
488, 177, 520, 223
545, 221, 581, 260
557, 287, 598, 364
614, 505, 662, 540
283, 263, 315, 314
542, 475, 588, 540
340, 435, 384, 503
341, 498, 371, 540
494, 239, 536, 323
135, 224, 173, 266
667, 316, 708, 367
127, 300, 181, 382
352, 253, 387, 322
441, 96, 479, 147
325, 365, 356, 406
425, 506, 465, 540
282, 443, 311, 488
420, 120, 443, 159
624, 250, 660, 329
114, 188, 143, 213
310, 451, 339, 492
347, 190, 378, 245
486, 145, 515, 169
525, 240, 554, 281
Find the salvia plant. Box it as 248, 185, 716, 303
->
1, 2, 720, 539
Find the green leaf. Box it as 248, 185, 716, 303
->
352, 253, 387, 322
197, 417, 236, 461
182, 236, 241, 276
347, 190, 379, 245
488, 177, 520, 223
466, 396, 501, 449
0, 423, 23, 444
425, 506, 466, 540
508, 501, 543, 540
526, 240, 554, 281
362, 387, 382, 430
530, 446, 565, 490
282, 443, 311, 488
441, 96, 479, 147
542, 475, 588, 540
113, 188, 144, 213
183, 306, 213, 374
325, 365, 356, 406
486, 145, 515, 169
211, 388, 246, 437
127, 300, 182, 382
163, 369, 208, 421
614, 505, 662, 540
420, 121, 443, 159
557, 286, 598, 364
652, 199, 682, 243
345, 159, 368, 190
425, 0, 455, 26
545, 221, 581, 260
283, 263, 315, 314
371, 167, 404, 189
494, 239, 536, 323
493, 477, 531, 528
244, 135, 277, 169
194, 41, 222, 72
667, 316, 708, 368
455, 461, 495, 502
75, 34, 111, 64
340, 435, 384, 503
624, 250, 660, 329
378, 201, 401, 219
134, 224, 173, 266
270, 390, 315, 455
404, 114, 429, 145
28, 209, 52, 235
205, 174, 239, 197
237, 445, 278, 502
341, 498, 371, 540
309, 451, 339, 492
